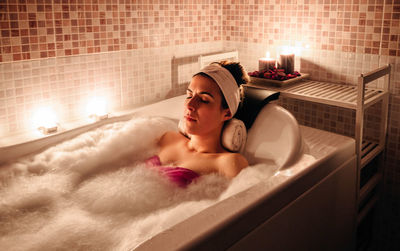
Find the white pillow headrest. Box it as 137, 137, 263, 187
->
178, 118, 247, 153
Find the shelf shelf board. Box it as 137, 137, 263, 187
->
357, 193, 379, 226
248, 80, 387, 110
359, 172, 382, 205
360, 141, 383, 170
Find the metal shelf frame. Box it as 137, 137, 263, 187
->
248, 64, 391, 227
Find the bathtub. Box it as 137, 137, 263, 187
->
0, 95, 356, 251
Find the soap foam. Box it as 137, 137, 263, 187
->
0, 116, 280, 250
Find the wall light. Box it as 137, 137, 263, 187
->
86, 97, 109, 122
32, 107, 58, 134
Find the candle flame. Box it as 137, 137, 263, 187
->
265, 51, 271, 58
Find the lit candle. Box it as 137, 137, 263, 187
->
258, 51, 276, 72
279, 50, 295, 74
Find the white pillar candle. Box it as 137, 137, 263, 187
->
279, 53, 295, 74
258, 51, 276, 72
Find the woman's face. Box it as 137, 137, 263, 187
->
184, 75, 231, 136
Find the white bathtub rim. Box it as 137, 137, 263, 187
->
0, 94, 356, 250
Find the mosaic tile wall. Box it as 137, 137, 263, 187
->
0, 0, 399, 249
0, 0, 222, 62
223, 0, 400, 56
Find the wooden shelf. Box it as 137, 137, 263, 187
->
248, 80, 386, 110
248, 64, 391, 230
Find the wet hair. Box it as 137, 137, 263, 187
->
194, 61, 250, 110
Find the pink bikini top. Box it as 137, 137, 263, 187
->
146, 155, 199, 187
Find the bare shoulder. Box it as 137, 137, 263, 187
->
158, 131, 186, 147
217, 153, 249, 178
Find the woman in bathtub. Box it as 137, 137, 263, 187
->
147, 61, 249, 186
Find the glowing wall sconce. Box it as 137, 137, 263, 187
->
86, 97, 109, 122
32, 107, 58, 134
